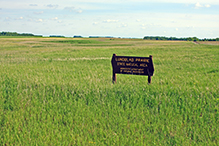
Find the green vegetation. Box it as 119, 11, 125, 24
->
0, 38, 218, 145
0, 32, 42, 37
45, 39, 133, 47
143, 36, 219, 41
1, 31, 219, 41
49, 35, 65, 38
47, 40, 104, 44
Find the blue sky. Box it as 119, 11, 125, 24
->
0, 0, 218, 38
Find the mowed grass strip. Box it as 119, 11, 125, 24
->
0, 37, 218, 145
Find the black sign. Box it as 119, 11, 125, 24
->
111, 54, 154, 83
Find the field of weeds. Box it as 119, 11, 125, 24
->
0, 37, 218, 145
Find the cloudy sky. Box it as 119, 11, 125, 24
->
0, 0, 218, 38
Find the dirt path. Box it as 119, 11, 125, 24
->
48, 57, 111, 61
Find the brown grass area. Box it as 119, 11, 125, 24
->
198, 41, 219, 45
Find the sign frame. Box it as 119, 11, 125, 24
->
111, 54, 154, 84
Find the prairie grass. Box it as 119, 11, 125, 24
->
0, 37, 218, 145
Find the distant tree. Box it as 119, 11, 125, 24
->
49, 35, 65, 38
0, 31, 40, 37
143, 36, 219, 41
74, 36, 82, 38
89, 36, 100, 38
193, 37, 199, 41
186, 37, 193, 41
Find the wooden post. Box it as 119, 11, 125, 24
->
148, 76, 151, 84
148, 55, 153, 84
112, 54, 116, 83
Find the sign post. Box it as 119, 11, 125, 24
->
111, 54, 154, 84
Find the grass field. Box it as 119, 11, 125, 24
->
0, 37, 218, 145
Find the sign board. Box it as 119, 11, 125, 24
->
111, 54, 154, 83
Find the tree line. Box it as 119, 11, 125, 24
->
1, 32, 218, 41
143, 36, 219, 41
0, 32, 42, 37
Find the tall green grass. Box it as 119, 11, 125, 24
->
0, 38, 218, 145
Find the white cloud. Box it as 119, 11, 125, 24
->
46, 4, 58, 8
14, 17, 24, 20
103, 19, 119, 23
195, 2, 203, 9
37, 19, 43, 22
175, 28, 178, 31
52, 17, 58, 20
38, 0, 219, 5
119, 23, 128, 27
0, 0, 218, 10
194, 3, 211, 9
205, 4, 211, 8
65, 6, 74, 11
120, 0, 219, 4
64, 6, 83, 13
77, 10, 83, 13
27, 18, 33, 22
5, 17, 10, 21
29, 4, 38, 6
50, 17, 62, 23
34, 11, 44, 14
93, 22, 98, 25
